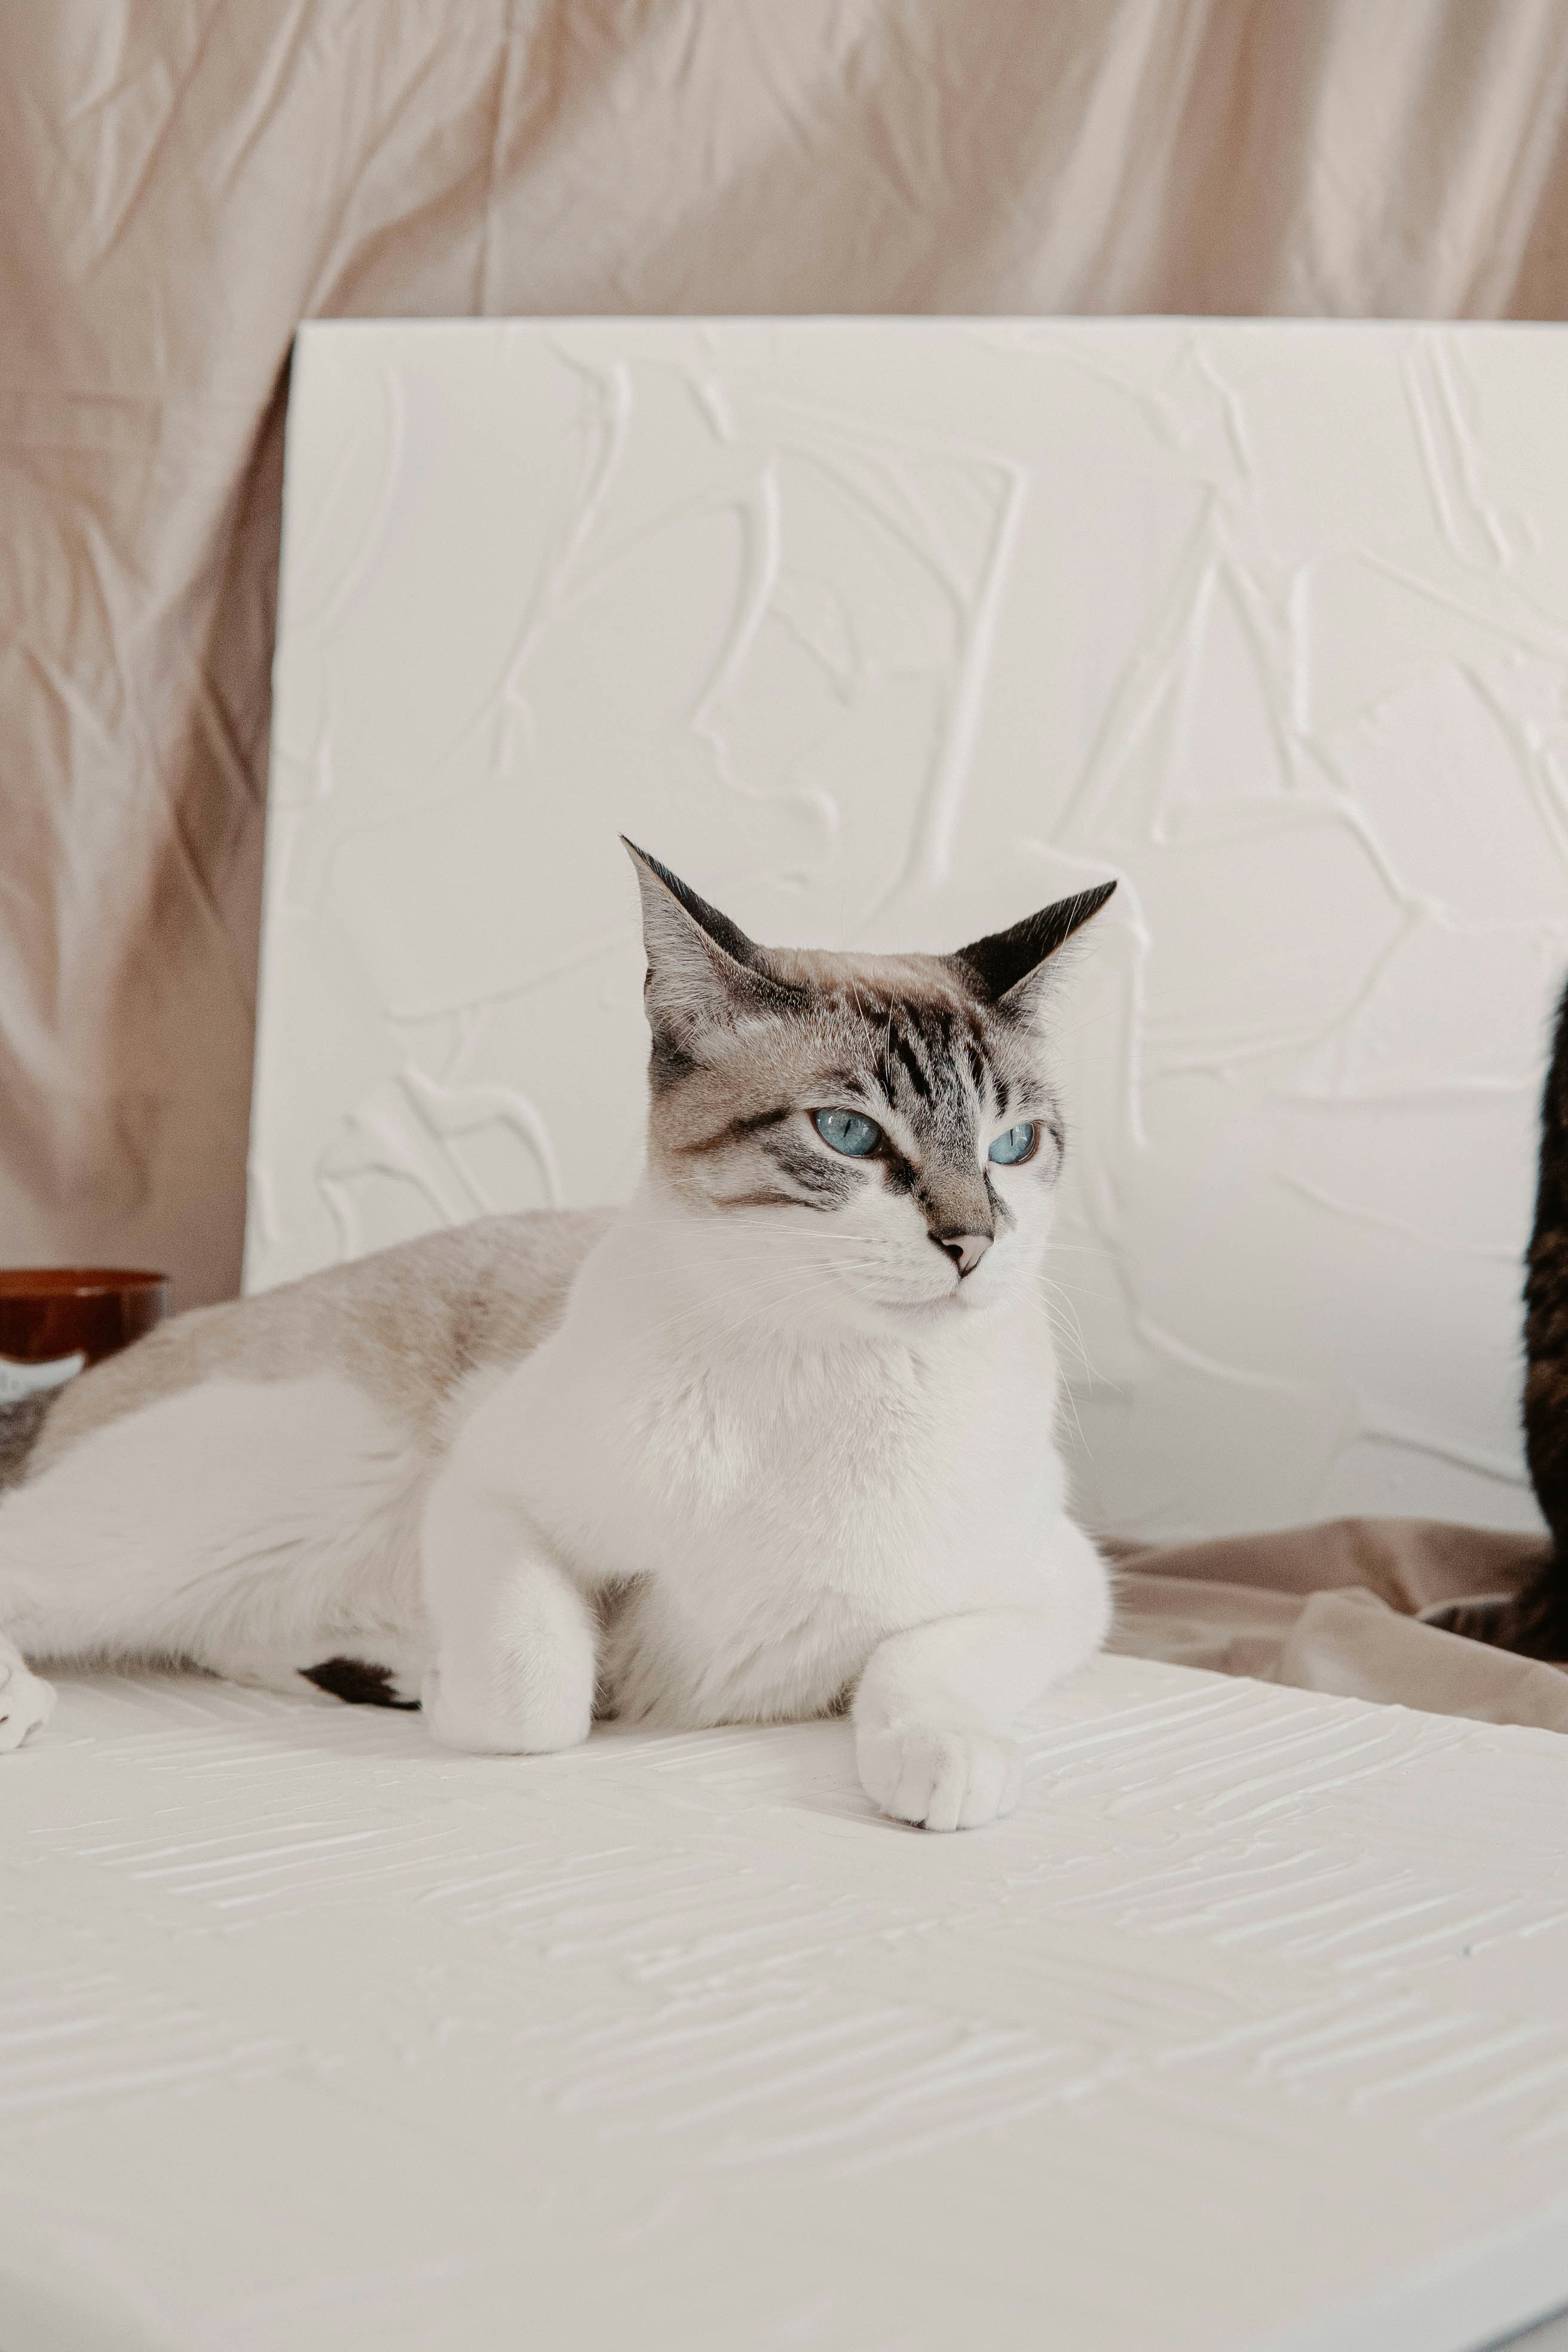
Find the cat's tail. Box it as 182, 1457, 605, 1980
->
1424, 1581, 1568, 1658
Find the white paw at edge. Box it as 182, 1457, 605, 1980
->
856, 1725, 1023, 1832
0, 1662, 56, 1754
419, 1659, 592, 1756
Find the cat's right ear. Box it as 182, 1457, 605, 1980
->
622, 841, 792, 1077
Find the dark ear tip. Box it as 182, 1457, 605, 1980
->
951, 877, 1118, 1004
623, 844, 776, 981
622, 838, 685, 898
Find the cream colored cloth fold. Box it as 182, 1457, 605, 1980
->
1276, 1587, 1568, 1734
1107, 1519, 1568, 1734
9, 2, 1568, 1303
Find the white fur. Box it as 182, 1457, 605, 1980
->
421, 1177, 1108, 1829
0, 1373, 431, 1703
0, 844, 1116, 1833
0, 1160, 1107, 1824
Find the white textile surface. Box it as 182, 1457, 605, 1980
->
4, 1654, 1568, 2352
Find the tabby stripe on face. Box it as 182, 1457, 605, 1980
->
648, 1033, 701, 1095
869, 1004, 1000, 1149
767, 1132, 861, 1201
716, 1188, 832, 1214
672, 1107, 792, 1157
886, 1027, 933, 1103
982, 1169, 1016, 1232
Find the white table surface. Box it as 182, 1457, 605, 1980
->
3, 1653, 1567, 2352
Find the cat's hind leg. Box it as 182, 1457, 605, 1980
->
0, 1369, 428, 1747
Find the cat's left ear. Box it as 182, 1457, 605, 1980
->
950, 881, 1116, 1016
623, 840, 799, 1069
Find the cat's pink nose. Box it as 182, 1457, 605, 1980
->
936, 1232, 992, 1278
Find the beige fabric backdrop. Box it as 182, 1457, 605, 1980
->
7, 0, 1568, 1307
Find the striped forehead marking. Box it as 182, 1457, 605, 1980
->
855, 1000, 1008, 1128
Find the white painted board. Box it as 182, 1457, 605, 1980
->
3, 1656, 1567, 2351
250, 318, 1568, 1544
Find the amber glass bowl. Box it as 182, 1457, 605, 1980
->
0, 1268, 172, 1368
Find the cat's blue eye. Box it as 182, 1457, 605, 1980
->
988, 1122, 1038, 1166
813, 1108, 883, 1157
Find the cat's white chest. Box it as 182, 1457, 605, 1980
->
505, 1306, 1064, 1615
621, 1342, 938, 1567
447, 1234, 1084, 1726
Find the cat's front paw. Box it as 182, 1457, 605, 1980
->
856, 1725, 1023, 1832
0, 1659, 56, 1753
420, 1653, 592, 1756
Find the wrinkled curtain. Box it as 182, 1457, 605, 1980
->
6, 0, 1568, 1304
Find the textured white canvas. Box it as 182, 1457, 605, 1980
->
251, 319, 1568, 1542
5, 1656, 1568, 2352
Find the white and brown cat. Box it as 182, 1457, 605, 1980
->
0, 845, 1115, 1830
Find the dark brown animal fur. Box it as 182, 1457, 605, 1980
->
0, 1394, 57, 1493
1440, 977, 1568, 1659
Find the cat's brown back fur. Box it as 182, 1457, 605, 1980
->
23, 1209, 612, 1481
